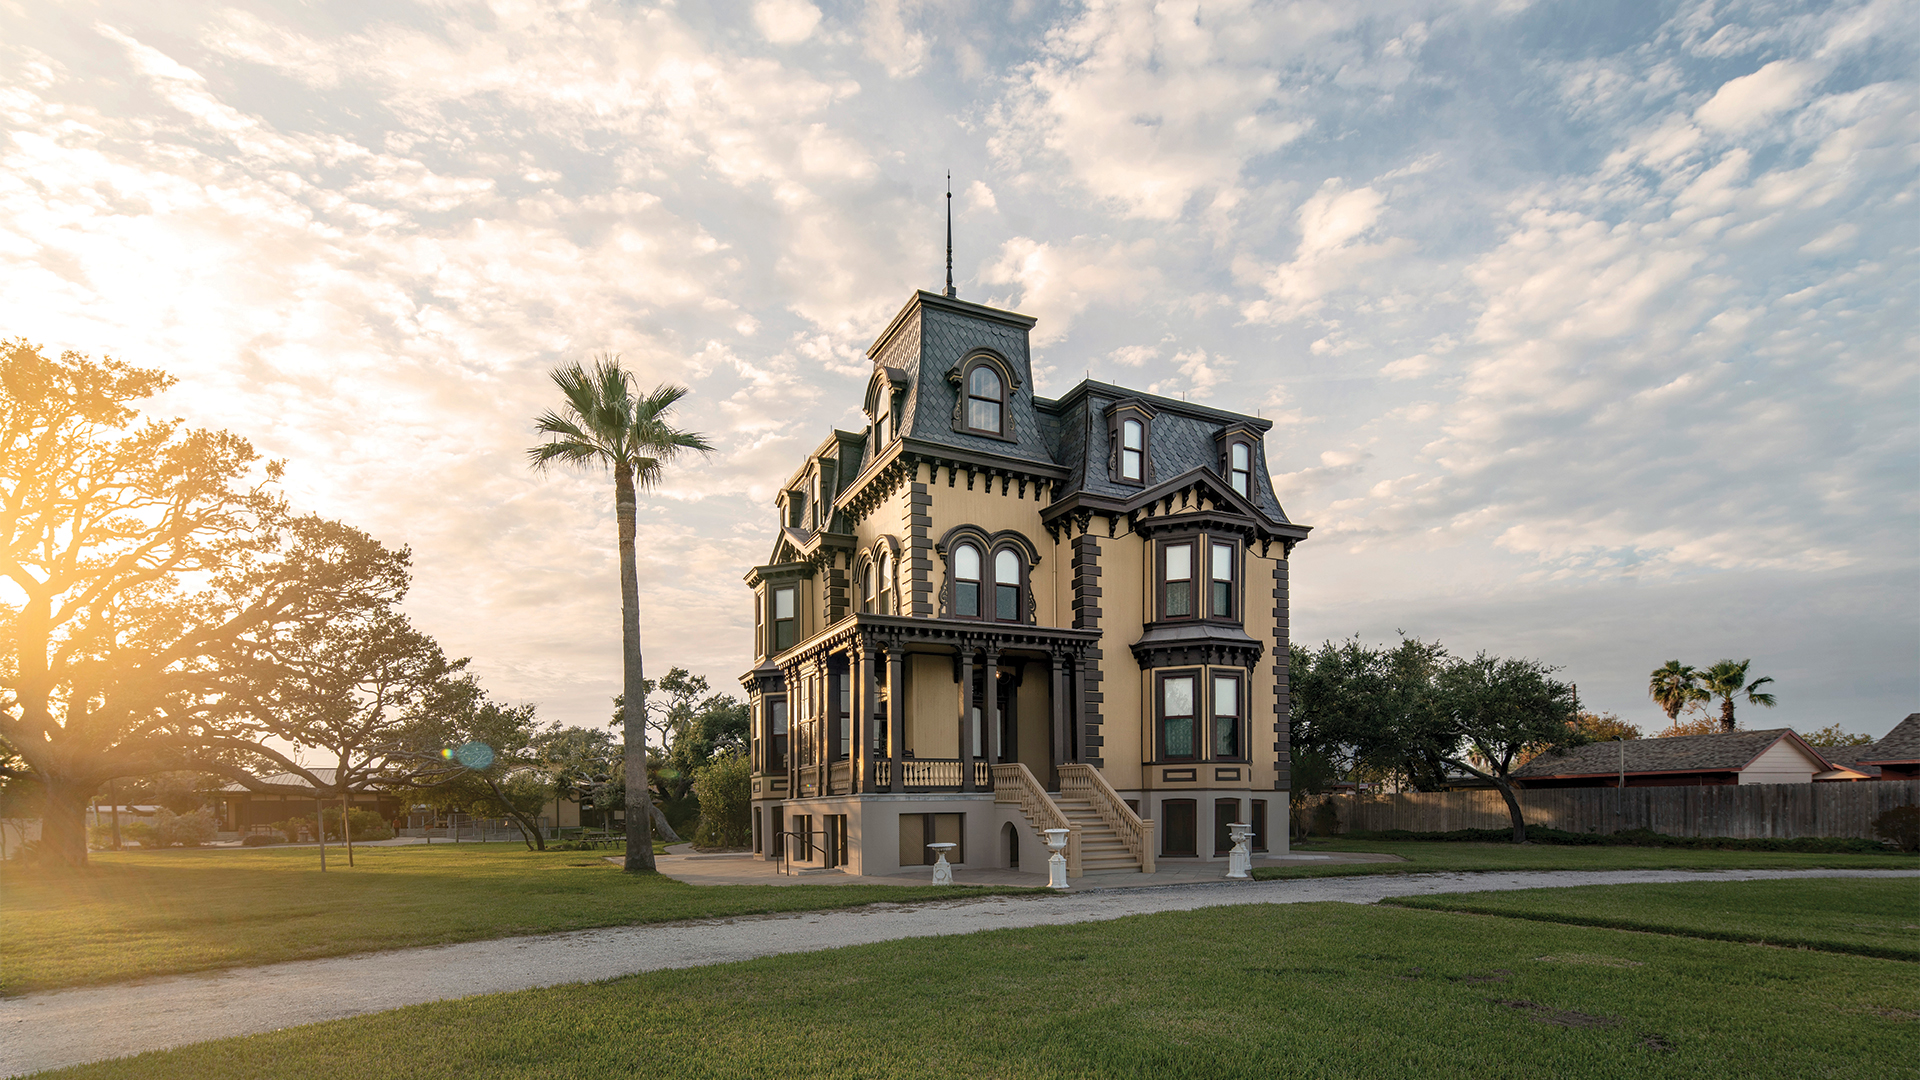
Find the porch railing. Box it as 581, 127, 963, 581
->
992, 762, 1080, 878
870, 759, 994, 791
1058, 763, 1155, 873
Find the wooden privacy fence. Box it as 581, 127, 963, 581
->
1320, 780, 1920, 839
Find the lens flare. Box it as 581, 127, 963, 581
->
456, 742, 495, 770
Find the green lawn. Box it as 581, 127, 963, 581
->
1255, 839, 1916, 879
40, 890, 1920, 1080
0, 843, 1041, 995
1383, 878, 1920, 961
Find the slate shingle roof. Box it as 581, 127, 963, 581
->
1038, 383, 1294, 527
1860, 713, 1920, 764
1513, 728, 1809, 778
844, 289, 1302, 535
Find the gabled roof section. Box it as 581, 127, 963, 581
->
1859, 713, 1920, 765
1513, 728, 1825, 779
1038, 380, 1295, 528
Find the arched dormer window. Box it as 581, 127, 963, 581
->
1229, 441, 1252, 497
1105, 399, 1154, 486
953, 542, 983, 617
949, 353, 1018, 441
967, 365, 1003, 434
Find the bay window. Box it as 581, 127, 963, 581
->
773, 586, 797, 652
1158, 672, 1198, 761
1211, 541, 1235, 619
1161, 542, 1194, 619
1213, 672, 1242, 759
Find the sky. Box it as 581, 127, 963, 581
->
2, 0, 1914, 746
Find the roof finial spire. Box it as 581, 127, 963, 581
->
944, 171, 956, 299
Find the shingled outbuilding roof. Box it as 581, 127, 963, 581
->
1859, 713, 1920, 765
1514, 728, 1824, 780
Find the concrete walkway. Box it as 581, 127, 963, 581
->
4, 868, 1912, 1077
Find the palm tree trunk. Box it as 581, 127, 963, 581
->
1720, 697, 1736, 732
616, 462, 659, 873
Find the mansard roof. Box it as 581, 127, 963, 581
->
1037, 381, 1295, 529
827, 289, 1309, 547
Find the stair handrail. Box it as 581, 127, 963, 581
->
992, 762, 1081, 878
1057, 763, 1155, 873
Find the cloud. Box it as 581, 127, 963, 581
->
754, 0, 822, 45
1695, 59, 1822, 132
1241, 179, 1413, 324
981, 235, 1164, 345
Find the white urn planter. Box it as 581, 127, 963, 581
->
926, 842, 957, 885
1226, 822, 1252, 879
1043, 827, 1071, 890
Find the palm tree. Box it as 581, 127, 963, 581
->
1647, 661, 1705, 721
529, 355, 712, 873
1699, 659, 1777, 733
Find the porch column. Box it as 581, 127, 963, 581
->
886, 645, 905, 793
983, 645, 1002, 765
1050, 648, 1069, 788
859, 642, 878, 793
959, 647, 976, 792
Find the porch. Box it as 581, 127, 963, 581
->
750, 614, 1106, 800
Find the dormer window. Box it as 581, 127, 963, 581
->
1120, 419, 1144, 481
1229, 441, 1252, 497
1106, 400, 1154, 486
966, 365, 1004, 434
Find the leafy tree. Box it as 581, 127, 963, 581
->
0, 341, 411, 866
691, 752, 750, 847
1647, 661, 1707, 721
533, 724, 622, 832
622, 667, 751, 831
1571, 711, 1640, 742
1430, 654, 1579, 843
1801, 723, 1873, 748
115, 771, 222, 816
397, 677, 553, 850
236, 598, 460, 866
1700, 659, 1776, 732
529, 356, 713, 873
1656, 714, 1720, 738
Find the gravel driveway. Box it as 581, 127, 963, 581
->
4, 867, 1912, 1077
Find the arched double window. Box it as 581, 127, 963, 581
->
859, 561, 874, 614
947, 537, 1029, 622
878, 549, 895, 614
